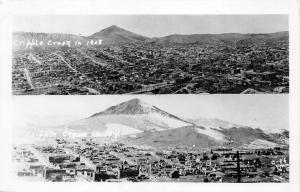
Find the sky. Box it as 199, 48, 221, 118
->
12, 15, 288, 37
12, 95, 289, 131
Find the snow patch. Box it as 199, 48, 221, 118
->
146, 113, 190, 128
191, 118, 241, 130
244, 139, 278, 149
260, 127, 287, 134
193, 127, 225, 141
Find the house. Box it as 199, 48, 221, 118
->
43, 168, 66, 181
29, 165, 44, 176
170, 170, 180, 178
76, 169, 95, 180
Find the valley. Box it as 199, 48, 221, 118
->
12, 26, 289, 95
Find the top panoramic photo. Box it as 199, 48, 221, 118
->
12, 15, 289, 95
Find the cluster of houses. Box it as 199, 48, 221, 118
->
12, 39, 288, 95
13, 139, 289, 182
86, 42, 288, 94
12, 55, 34, 92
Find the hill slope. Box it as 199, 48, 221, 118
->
149, 31, 288, 45
88, 25, 149, 44
13, 27, 288, 48
64, 98, 287, 149
120, 126, 220, 149
120, 126, 287, 149
66, 98, 192, 134
16, 98, 288, 149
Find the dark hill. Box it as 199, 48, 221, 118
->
88, 25, 149, 44
149, 31, 288, 45
120, 126, 220, 150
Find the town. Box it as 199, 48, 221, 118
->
12, 138, 289, 182
12, 40, 288, 94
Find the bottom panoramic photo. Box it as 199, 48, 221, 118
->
11, 95, 289, 183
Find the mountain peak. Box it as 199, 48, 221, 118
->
109, 25, 118, 28
103, 25, 124, 31
96, 25, 128, 35
88, 25, 149, 44
90, 98, 155, 117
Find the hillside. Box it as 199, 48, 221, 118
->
88, 25, 149, 44
120, 126, 220, 150
13, 26, 288, 48
120, 126, 288, 149
186, 117, 242, 130
66, 98, 192, 134
62, 98, 288, 149
149, 31, 288, 45
16, 98, 288, 149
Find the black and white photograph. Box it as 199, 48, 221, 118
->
12, 15, 289, 95
0, 0, 300, 192
11, 95, 289, 183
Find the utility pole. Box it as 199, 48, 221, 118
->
222, 150, 243, 183
236, 151, 241, 183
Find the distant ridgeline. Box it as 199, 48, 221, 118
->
13, 32, 102, 50
12, 26, 289, 50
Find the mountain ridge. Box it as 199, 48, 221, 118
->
15, 98, 289, 149
88, 25, 149, 44
65, 98, 288, 148
13, 25, 288, 46
90, 98, 192, 124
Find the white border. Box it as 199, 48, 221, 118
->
0, 0, 299, 192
